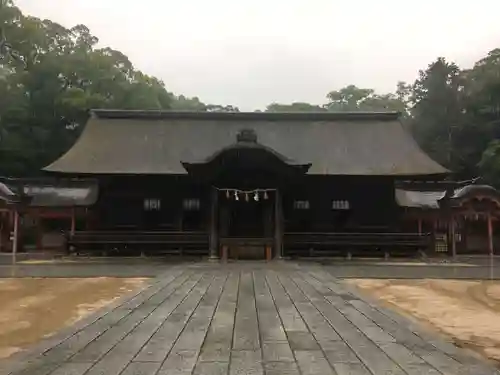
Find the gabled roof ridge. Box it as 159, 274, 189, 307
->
91, 109, 400, 122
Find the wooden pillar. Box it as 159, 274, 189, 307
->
12, 210, 19, 265
222, 245, 228, 262
274, 190, 283, 259
461, 216, 468, 253
487, 213, 494, 257
265, 245, 272, 261
0, 214, 3, 252
429, 218, 437, 253
209, 187, 219, 260
450, 215, 456, 259
70, 208, 76, 236
85, 208, 91, 230
36, 213, 43, 251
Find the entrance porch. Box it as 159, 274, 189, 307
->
211, 187, 281, 261
185, 128, 307, 261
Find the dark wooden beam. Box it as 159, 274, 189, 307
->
12, 209, 19, 264
488, 213, 494, 257
70, 207, 76, 236
274, 190, 283, 259
209, 187, 219, 260
450, 215, 456, 259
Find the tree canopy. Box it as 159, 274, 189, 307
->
0, 1, 239, 175
2, 0, 500, 185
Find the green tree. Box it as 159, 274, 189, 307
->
170, 95, 207, 111
479, 140, 500, 186
325, 85, 373, 111
0, 1, 175, 176
265, 87, 407, 114
325, 85, 406, 112
464, 49, 500, 184
409, 58, 467, 172
206, 104, 240, 112
266, 102, 325, 112
170, 95, 239, 112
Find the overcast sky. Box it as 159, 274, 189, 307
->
14, 0, 500, 110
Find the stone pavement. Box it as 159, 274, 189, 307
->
1, 262, 499, 375
325, 261, 500, 280
0, 259, 171, 278
2, 256, 500, 279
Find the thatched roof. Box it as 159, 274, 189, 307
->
45, 110, 448, 176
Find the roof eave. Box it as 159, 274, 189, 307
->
90, 109, 401, 122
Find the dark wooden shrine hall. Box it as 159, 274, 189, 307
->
33, 110, 454, 259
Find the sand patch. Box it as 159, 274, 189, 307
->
347, 279, 500, 364
370, 262, 475, 267
17, 259, 80, 264
0, 277, 147, 358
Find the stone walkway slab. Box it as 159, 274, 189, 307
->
1, 262, 499, 375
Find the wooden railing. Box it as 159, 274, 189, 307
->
66, 230, 209, 256
283, 232, 432, 257
64, 230, 432, 258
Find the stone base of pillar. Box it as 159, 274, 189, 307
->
208, 254, 220, 262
